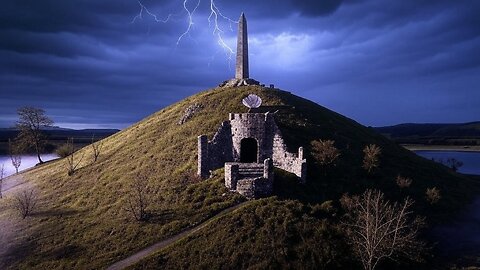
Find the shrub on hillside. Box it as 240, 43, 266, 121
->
362, 144, 381, 174
63, 138, 85, 176
446, 158, 463, 172
311, 139, 341, 167
396, 175, 413, 189
311, 139, 341, 176
56, 143, 73, 158
125, 174, 152, 221
13, 189, 38, 219
91, 135, 103, 163
341, 189, 425, 270
426, 187, 441, 204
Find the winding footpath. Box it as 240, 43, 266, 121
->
107, 201, 249, 270
0, 174, 32, 268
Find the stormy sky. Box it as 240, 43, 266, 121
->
1, 0, 479, 129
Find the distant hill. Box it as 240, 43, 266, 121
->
2, 86, 478, 269
0, 128, 119, 154
374, 122, 480, 145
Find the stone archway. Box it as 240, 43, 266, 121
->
240, 138, 257, 163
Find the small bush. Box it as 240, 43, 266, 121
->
64, 138, 84, 176
56, 143, 73, 158
311, 139, 341, 167
362, 144, 381, 174
396, 175, 412, 189
426, 187, 441, 204
446, 158, 463, 172
125, 174, 153, 221
13, 189, 38, 219
310, 200, 335, 217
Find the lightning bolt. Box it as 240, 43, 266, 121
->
177, 0, 201, 45
207, 0, 236, 60
131, 0, 173, 24
131, 0, 238, 62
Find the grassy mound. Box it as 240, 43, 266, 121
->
1, 86, 478, 269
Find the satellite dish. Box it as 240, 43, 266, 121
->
242, 94, 262, 109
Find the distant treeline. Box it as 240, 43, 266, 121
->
0, 128, 119, 155
374, 122, 480, 145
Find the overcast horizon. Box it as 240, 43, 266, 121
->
1, 0, 479, 129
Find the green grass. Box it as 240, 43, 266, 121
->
1, 85, 479, 269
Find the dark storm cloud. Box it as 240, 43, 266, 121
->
0, 0, 479, 128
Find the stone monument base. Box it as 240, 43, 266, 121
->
219, 78, 260, 88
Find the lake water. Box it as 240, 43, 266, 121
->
0, 154, 58, 178
415, 151, 480, 175
414, 151, 480, 262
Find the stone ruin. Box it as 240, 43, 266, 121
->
198, 112, 307, 199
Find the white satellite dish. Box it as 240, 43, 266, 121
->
242, 94, 262, 109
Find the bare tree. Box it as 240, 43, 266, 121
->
396, 175, 412, 189
425, 187, 441, 204
9, 139, 22, 174
311, 139, 341, 168
91, 135, 103, 163
15, 106, 53, 164
363, 144, 381, 174
13, 189, 38, 219
341, 190, 425, 270
0, 164, 4, 199
446, 158, 463, 172
125, 174, 151, 221
65, 138, 84, 176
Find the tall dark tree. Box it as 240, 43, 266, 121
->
15, 106, 53, 164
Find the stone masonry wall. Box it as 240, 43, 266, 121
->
236, 177, 273, 199
229, 113, 275, 162
198, 121, 233, 178
198, 112, 306, 183
272, 128, 307, 183
224, 163, 239, 190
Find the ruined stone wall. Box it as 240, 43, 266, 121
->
224, 163, 239, 190
272, 128, 307, 183
198, 121, 233, 178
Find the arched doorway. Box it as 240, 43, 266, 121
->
240, 138, 257, 163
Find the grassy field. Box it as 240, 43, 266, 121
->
1, 85, 479, 269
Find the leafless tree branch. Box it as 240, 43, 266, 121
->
341, 189, 425, 270
13, 189, 38, 219
65, 138, 85, 176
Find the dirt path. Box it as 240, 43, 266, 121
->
107, 201, 249, 270
2, 174, 27, 195
0, 174, 32, 268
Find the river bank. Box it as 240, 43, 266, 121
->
403, 144, 480, 152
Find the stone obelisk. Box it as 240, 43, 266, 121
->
235, 13, 249, 79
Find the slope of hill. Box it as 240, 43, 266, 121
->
0, 86, 478, 269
